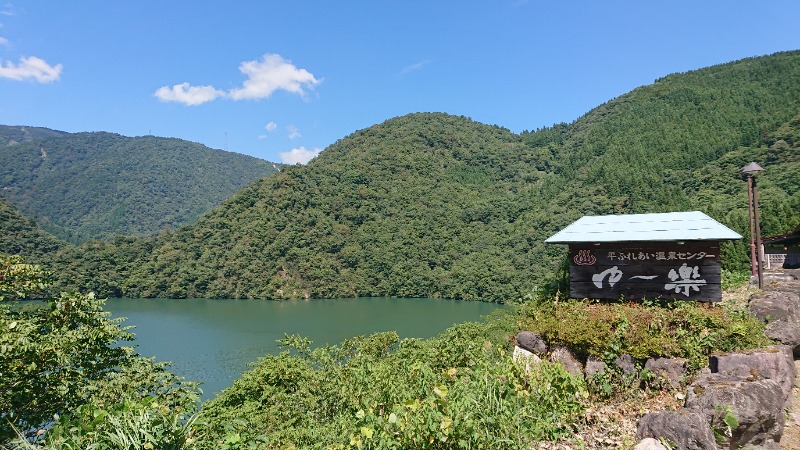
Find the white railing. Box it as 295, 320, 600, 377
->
766, 253, 800, 269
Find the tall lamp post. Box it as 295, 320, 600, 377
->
741, 162, 765, 289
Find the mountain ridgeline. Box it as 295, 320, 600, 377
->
0, 130, 280, 243
28, 51, 800, 301
0, 125, 68, 146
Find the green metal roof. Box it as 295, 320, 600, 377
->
545, 211, 742, 244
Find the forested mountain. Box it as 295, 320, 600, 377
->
0, 132, 280, 243
0, 125, 68, 146
0, 195, 66, 259
47, 51, 800, 302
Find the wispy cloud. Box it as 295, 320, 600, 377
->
155, 53, 320, 106
0, 37, 9, 48
265, 121, 277, 131
280, 146, 321, 165
286, 125, 301, 140
399, 59, 431, 75
0, 55, 62, 83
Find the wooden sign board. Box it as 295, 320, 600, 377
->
568, 242, 722, 301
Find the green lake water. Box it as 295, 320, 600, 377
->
106, 297, 503, 399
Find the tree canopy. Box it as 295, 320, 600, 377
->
0, 131, 280, 243
8, 51, 800, 303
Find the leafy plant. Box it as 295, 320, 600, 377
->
196, 317, 586, 449
0, 256, 199, 447
712, 405, 740, 443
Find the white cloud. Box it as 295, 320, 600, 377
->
399, 59, 430, 75
154, 82, 225, 106
265, 121, 277, 131
286, 125, 301, 140
258, 134, 268, 140
228, 54, 319, 100
280, 146, 321, 165
0, 37, 9, 48
154, 53, 319, 106
0, 55, 62, 83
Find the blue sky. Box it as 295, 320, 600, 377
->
1, 1, 799, 164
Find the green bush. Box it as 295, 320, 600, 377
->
196, 319, 587, 449
0, 255, 199, 448
518, 298, 771, 373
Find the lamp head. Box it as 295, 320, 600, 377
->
740, 162, 765, 176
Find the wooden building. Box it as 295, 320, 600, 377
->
763, 224, 800, 269
545, 211, 741, 301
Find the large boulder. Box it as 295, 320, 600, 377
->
685, 373, 784, 450
708, 345, 796, 405
749, 290, 800, 324
645, 357, 687, 390
549, 346, 583, 376
634, 438, 668, 450
515, 331, 547, 355
512, 345, 541, 374
614, 354, 637, 376
749, 290, 800, 356
585, 354, 606, 378
636, 409, 718, 450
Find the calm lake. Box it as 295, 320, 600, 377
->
106, 297, 503, 399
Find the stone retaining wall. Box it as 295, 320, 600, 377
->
513, 271, 800, 449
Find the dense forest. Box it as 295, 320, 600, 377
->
4, 51, 800, 303
0, 124, 68, 145
0, 196, 65, 259
28, 51, 797, 302
0, 130, 280, 243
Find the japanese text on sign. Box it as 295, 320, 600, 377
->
607, 251, 713, 261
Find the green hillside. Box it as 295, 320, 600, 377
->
0, 195, 66, 259
0, 124, 68, 146
50, 51, 800, 302
0, 132, 280, 243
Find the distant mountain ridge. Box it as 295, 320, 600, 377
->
0, 130, 280, 243
0, 125, 68, 146
32, 50, 800, 302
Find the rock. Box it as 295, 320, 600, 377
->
764, 321, 800, 356
709, 345, 796, 405
634, 437, 668, 450
764, 272, 799, 284
645, 357, 687, 390
585, 354, 606, 378
749, 289, 800, 356
515, 331, 547, 355
636, 409, 718, 450
685, 373, 784, 450
549, 346, 583, 376
749, 290, 800, 324
614, 353, 637, 376
512, 345, 541, 374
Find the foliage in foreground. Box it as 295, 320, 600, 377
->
1, 254, 778, 449
196, 318, 587, 450
0, 256, 199, 448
